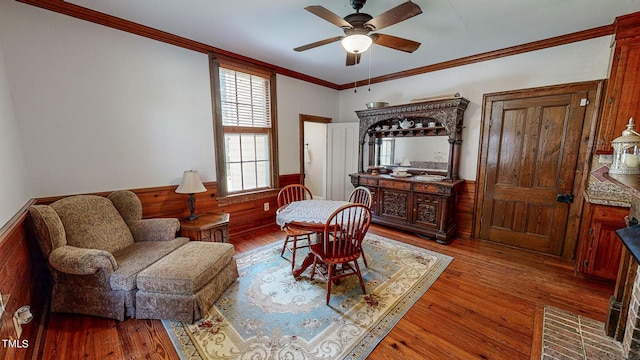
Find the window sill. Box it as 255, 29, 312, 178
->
216, 189, 279, 206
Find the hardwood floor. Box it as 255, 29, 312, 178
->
37, 224, 614, 359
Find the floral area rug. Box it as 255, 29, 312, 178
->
163, 233, 452, 360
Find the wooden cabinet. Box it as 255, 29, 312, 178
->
577, 203, 628, 280
180, 212, 230, 242
350, 174, 463, 243
597, 12, 640, 153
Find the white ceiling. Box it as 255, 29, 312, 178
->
68, 0, 640, 85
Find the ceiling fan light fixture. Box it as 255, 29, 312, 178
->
341, 34, 372, 54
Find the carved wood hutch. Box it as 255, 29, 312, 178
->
349, 96, 469, 244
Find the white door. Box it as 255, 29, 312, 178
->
326, 122, 359, 201
303, 121, 327, 199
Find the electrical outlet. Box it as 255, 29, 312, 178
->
263, 202, 269, 211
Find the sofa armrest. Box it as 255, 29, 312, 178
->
49, 246, 117, 275
129, 218, 180, 242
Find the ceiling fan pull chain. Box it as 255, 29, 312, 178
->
354, 58, 358, 93
368, 46, 373, 91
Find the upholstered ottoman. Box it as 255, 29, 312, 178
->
135, 241, 238, 323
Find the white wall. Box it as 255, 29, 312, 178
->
0, 36, 29, 227
276, 75, 338, 175
338, 36, 613, 180
0, 1, 214, 197
0, 1, 339, 199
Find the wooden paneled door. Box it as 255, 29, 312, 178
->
475, 81, 603, 257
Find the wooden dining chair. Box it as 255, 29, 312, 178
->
348, 186, 373, 267
309, 203, 372, 305
277, 184, 314, 270
348, 186, 372, 208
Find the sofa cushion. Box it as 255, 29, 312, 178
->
108, 190, 143, 225
110, 238, 189, 291
29, 205, 67, 258
136, 242, 235, 295
51, 195, 135, 254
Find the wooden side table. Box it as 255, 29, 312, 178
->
180, 212, 230, 243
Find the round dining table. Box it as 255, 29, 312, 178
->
276, 199, 350, 277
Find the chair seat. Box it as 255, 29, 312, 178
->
283, 227, 313, 236
310, 243, 360, 264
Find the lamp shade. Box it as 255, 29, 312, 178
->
175, 170, 207, 194
341, 34, 372, 54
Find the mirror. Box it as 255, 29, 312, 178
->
373, 136, 450, 173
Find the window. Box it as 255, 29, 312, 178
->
210, 54, 278, 199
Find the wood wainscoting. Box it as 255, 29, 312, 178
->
455, 180, 475, 240
0, 200, 49, 360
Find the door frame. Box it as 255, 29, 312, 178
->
299, 114, 332, 185
473, 80, 604, 259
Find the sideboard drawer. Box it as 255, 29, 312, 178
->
360, 177, 378, 186
413, 183, 440, 194
379, 179, 411, 191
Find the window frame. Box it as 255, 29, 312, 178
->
209, 53, 279, 204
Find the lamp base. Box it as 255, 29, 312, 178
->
185, 213, 200, 221
185, 193, 200, 221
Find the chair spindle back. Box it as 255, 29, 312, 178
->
323, 204, 371, 258
348, 186, 373, 209
277, 184, 313, 207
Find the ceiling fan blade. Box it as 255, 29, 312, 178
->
364, 1, 422, 31
346, 52, 361, 66
294, 36, 344, 52
371, 33, 421, 53
305, 5, 353, 29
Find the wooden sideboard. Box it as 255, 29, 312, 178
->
350, 96, 469, 243
350, 173, 463, 243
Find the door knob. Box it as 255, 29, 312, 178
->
556, 193, 574, 203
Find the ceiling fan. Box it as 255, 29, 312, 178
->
294, 0, 422, 66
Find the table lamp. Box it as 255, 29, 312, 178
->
175, 170, 207, 220
610, 118, 640, 175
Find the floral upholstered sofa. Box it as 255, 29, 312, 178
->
29, 190, 238, 323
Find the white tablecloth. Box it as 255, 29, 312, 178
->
275, 200, 350, 227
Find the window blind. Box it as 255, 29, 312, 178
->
220, 68, 271, 128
